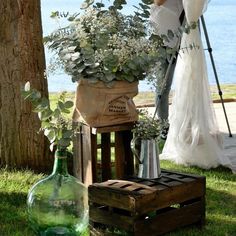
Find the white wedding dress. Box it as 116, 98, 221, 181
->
161, 0, 233, 170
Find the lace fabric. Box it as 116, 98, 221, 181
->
160, 0, 233, 170
149, 1, 183, 47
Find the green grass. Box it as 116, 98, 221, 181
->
1, 162, 235, 236
0, 84, 234, 235
158, 162, 236, 236
0, 169, 44, 236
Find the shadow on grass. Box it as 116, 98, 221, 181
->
0, 191, 34, 236
206, 187, 236, 218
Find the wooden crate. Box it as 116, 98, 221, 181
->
89, 169, 206, 236
73, 122, 134, 187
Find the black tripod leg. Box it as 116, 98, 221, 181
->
200, 15, 233, 137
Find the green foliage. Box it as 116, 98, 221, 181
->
45, 0, 198, 89
44, 0, 172, 85
22, 82, 77, 151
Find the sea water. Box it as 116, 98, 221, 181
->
41, 0, 236, 92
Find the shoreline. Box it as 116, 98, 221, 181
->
136, 98, 236, 109
49, 83, 236, 107
133, 84, 236, 107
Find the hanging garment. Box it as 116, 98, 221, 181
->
161, 0, 234, 171
149, 0, 183, 48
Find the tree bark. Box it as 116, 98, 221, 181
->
0, 0, 53, 171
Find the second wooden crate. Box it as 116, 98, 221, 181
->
89, 169, 206, 236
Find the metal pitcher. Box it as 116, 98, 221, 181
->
131, 138, 161, 179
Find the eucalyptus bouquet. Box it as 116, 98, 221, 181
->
45, 0, 166, 85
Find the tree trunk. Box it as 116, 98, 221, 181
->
0, 0, 53, 171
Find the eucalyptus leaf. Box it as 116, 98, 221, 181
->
91, 63, 100, 68
95, 2, 105, 8
63, 130, 73, 139
85, 68, 98, 75
60, 53, 72, 61
41, 121, 51, 129
41, 110, 53, 121
24, 81, 30, 91
33, 105, 45, 112
64, 101, 74, 109
54, 108, 61, 118
104, 73, 116, 82
58, 101, 65, 111
123, 74, 135, 82
141, 0, 153, 5
61, 108, 71, 114
127, 61, 137, 70
21, 90, 33, 100
41, 97, 49, 108
47, 130, 56, 143
139, 3, 150, 10
71, 52, 80, 61
50, 143, 55, 152
58, 138, 71, 148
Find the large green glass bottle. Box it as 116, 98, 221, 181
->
27, 149, 88, 236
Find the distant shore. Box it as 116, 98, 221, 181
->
134, 83, 236, 107
49, 84, 236, 108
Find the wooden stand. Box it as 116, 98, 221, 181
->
89, 169, 206, 236
73, 122, 134, 186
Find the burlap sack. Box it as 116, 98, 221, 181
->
73, 79, 138, 127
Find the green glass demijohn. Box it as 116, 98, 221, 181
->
27, 149, 88, 236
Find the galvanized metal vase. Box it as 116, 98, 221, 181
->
131, 138, 161, 179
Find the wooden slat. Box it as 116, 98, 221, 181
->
82, 125, 93, 187
115, 131, 125, 179
91, 133, 98, 183
161, 169, 205, 180
91, 122, 134, 134
90, 206, 134, 231
135, 180, 205, 214
93, 180, 154, 193
89, 186, 136, 212
123, 130, 134, 176
101, 133, 111, 181
162, 175, 190, 184
134, 201, 204, 236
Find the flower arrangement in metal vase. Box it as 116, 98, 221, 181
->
132, 109, 161, 140
44, 0, 169, 86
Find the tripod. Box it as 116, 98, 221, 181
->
154, 15, 233, 138
200, 15, 232, 137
